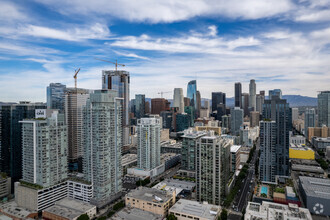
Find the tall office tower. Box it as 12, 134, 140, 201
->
137, 117, 161, 170
250, 111, 260, 127
262, 95, 291, 178
0, 102, 46, 183
304, 108, 316, 137
217, 104, 226, 121
83, 90, 122, 203
292, 108, 299, 122
242, 93, 250, 117
47, 83, 66, 112
135, 94, 145, 119
235, 82, 242, 108
259, 120, 277, 182
187, 80, 197, 111
230, 107, 244, 135
184, 106, 195, 127
145, 101, 150, 114
269, 89, 282, 99
196, 134, 231, 205
184, 97, 191, 107
181, 130, 206, 171
204, 100, 210, 110
151, 98, 170, 115
21, 110, 67, 188
130, 99, 135, 116
65, 88, 90, 171
160, 111, 173, 129
222, 115, 231, 132
102, 70, 130, 146
212, 92, 226, 112
173, 88, 184, 113
176, 113, 190, 132
260, 90, 265, 96
256, 94, 264, 113
196, 91, 201, 118
249, 79, 256, 111
318, 91, 330, 127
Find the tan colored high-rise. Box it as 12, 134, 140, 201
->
173, 88, 184, 113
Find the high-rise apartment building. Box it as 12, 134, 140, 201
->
196, 134, 231, 205
181, 130, 206, 171
135, 94, 145, 119
83, 90, 122, 204
249, 79, 256, 111
21, 110, 67, 188
259, 121, 277, 182
235, 82, 242, 108
0, 102, 46, 183
137, 117, 161, 170
151, 98, 170, 115
292, 108, 299, 122
304, 108, 316, 138
47, 83, 66, 112
187, 80, 197, 110
65, 88, 90, 171
318, 91, 330, 127
173, 88, 184, 113
262, 94, 291, 178
230, 107, 243, 135
102, 70, 130, 146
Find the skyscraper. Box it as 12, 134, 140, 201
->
269, 89, 282, 99
230, 107, 244, 135
262, 94, 291, 178
256, 94, 264, 113
249, 79, 256, 111
151, 98, 170, 114
135, 94, 145, 119
259, 120, 277, 182
235, 82, 242, 108
102, 70, 130, 145
304, 108, 316, 138
242, 93, 250, 117
318, 91, 330, 127
173, 88, 184, 113
83, 90, 122, 204
292, 108, 299, 122
0, 102, 46, 184
196, 134, 231, 205
196, 90, 201, 118
212, 92, 226, 113
187, 80, 197, 110
47, 83, 66, 112
65, 88, 90, 171
21, 110, 67, 188
250, 111, 260, 128
137, 117, 161, 170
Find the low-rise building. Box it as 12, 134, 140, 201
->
311, 137, 330, 151
289, 131, 306, 145
245, 201, 312, 220
161, 141, 182, 154
111, 207, 163, 220
308, 126, 330, 141
169, 199, 221, 220
42, 198, 97, 220
161, 153, 181, 170
0, 201, 36, 219
152, 179, 195, 196
67, 178, 93, 203
122, 154, 138, 176
127, 164, 165, 179
125, 187, 176, 217
299, 176, 330, 216
289, 144, 314, 160
195, 126, 221, 135
240, 146, 250, 163
0, 175, 11, 199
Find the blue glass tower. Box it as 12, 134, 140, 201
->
187, 80, 197, 110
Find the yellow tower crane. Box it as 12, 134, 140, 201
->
73, 68, 80, 89
95, 58, 125, 71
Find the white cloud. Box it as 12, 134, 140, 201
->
0, 1, 27, 21
295, 9, 330, 22
113, 50, 150, 60
208, 25, 217, 37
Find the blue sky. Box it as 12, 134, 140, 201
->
0, 0, 329, 102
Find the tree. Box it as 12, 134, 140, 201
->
219, 209, 228, 220
167, 213, 177, 220
77, 214, 89, 220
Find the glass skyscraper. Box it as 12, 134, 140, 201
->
135, 94, 145, 119
47, 83, 66, 113
187, 80, 197, 110
318, 91, 330, 127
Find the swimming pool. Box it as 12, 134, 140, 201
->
261, 186, 268, 195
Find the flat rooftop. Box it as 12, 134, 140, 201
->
181, 130, 207, 139
111, 207, 162, 220
231, 145, 241, 153
299, 176, 330, 200
292, 164, 324, 173
152, 179, 195, 195
43, 198, 96, 219
290, 144, 313, 151
126, 187, 173, 203
169, 199, 220, 219
0, 201, 32, 219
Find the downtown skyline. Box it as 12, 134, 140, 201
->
0, 0, 330, 102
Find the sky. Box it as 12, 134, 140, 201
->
0, 0, 329, 102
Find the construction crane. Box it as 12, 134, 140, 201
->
95, 58, 125, 71
73, 68, 80, 89
158, 91, 172, 98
